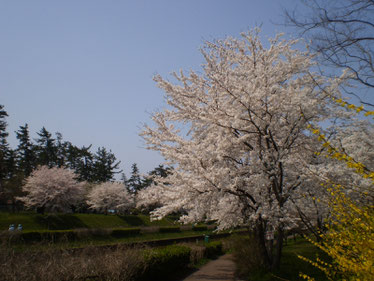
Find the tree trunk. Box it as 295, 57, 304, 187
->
272, 226, 284, 270
254, 220, 272, 270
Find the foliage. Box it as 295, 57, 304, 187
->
204, 241, 223, 258
142, 244, 191, 280
17, 166, 86, 213
192, 225, 208, 231
0, 105, 17, 204
126, 163, 143, 194
111, 227, 141, 238
86, 181, 134, 214
140, 29, 345, 269
298, 184, 374, 281
15, 124, 36, 177
91, 147, 122, 183
35, 127, 58, 168
158, 226, 181, 233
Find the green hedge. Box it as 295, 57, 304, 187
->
205, 241, 223, 258
192, 225, 208, 231
111, 228, 141, 238
21, 230, 77, 242
142, 245, 191, 280
18, 228, 142, 242
158, 226, 180, 233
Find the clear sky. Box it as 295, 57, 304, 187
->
1, 0, 302, 176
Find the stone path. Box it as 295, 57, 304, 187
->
181, 254, 239, 281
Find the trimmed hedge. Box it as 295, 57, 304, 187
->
142, 245, 191, 280
205, 241, 223, 258
158, 226, 180, 233
111, 228, 141, 238
21, 230, 77, 242
192, 225, 208, 231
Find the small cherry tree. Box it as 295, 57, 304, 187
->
86, 181, 134, 214
140, 30, 345, 270
17, 165, 86, 213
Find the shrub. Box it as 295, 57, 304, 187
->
192, 225, 207, 231
111, 228, 141, 238
142, 245, 191, 280
158, 226, 180, 233
21, 230, 77, 243
75, 228, 111, 239
204, 241, 223, 258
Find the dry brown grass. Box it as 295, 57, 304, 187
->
0, 241, 146, 281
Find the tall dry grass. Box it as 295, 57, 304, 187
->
0, 239, 145, 281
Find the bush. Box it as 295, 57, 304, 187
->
192, 225, 207, 231
142, 245, 191, 280
75, 228, 111, 239
111, 228, 141, 238
158, 226, 180, 233
21, 230, 77, 243
204, 241, 223, 258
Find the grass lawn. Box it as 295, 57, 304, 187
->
7, 229, 220, 252
0, 212, 179, 231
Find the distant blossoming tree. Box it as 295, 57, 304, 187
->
86, 182, 134, 214
17, 165, 86, 213
140, 30, 345, 270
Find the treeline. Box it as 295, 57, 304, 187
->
0, 105, 121, 205
0, 104, 171, 210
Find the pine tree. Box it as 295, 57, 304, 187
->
35, 127, 57, 167
74, 145, 94, 182
55, 132, 68, 168
0, 105, 18, 205
91, 147, 121, 183
15, 124, 36, 177
141, 164, 172, 189
127, 163, 142, 194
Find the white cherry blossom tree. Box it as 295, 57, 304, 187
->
17, 165, 86, 213
140, 30, 345, 269
86, 181, 134, 214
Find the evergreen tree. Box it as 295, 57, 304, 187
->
91, 147, 121, 183
55, 132, 70, 168
141, 164, 172, 189
15, 124, 36, 177
0, 105, 18, 205
35, 127, 57, 167
127, 163, 142, 194
74, 145, 94, 182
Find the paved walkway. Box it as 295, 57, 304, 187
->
182, 254, 238, 281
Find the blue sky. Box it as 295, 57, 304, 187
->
1, 0, 303, 176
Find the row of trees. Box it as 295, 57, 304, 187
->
0, 107, 170, 208
17, 165, 171, 215
17, 166, 132, 214
0, 107, 122, 207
